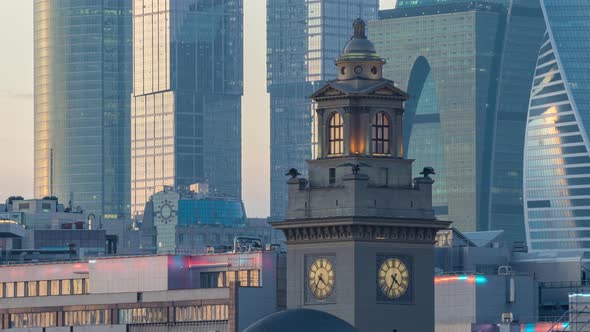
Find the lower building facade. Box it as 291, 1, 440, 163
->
0, 251, 285, 331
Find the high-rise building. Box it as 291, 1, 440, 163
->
523, 0, 590, 263
266, 0, 378, 219
131, 1, 243, 217
369, 1, 545, 241
396, 0, 510, 7
34, 0, 132, 220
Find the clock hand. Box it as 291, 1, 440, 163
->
392, 273, 400, 286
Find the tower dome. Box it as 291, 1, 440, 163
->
339, 18, 382, 61
336, 18, 385, 81
244, 309, 358, 332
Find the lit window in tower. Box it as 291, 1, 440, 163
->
328, 112, 344, 155
372, 112, 390, 155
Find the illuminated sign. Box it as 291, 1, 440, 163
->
521, 322, 569, 332
434, 275, 487, 284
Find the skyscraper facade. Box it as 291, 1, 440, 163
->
267, 0, 378, 219
369, 1, 545, 241
131, 0, 243, 217
523, 0, 590, 261
34, 0, 132, 219
396, 0, 510, 7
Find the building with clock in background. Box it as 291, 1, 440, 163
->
140, 184, 283, 255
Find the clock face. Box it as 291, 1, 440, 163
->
161, 204, 172, 219
157, 200, 175, 224
308, 258, 335, 300
378, 258, 409, 299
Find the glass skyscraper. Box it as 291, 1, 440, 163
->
369, 1, 545, 241
34, 0, 132, 219
267, 0, 378, 219
396, 0, 510, 7
131, 0, 243, 217
523, 0, 590, 261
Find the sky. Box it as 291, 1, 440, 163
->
0, 0, 395, 218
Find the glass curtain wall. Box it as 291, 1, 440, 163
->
523, 0, 590, 261
34, 0, 132, 219
131, 0, 243, 217
370, 1, 544, 241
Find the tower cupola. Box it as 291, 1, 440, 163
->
337, 19, 385, 81
311, 19, 409, 159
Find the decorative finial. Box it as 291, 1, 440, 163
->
285, 168, 301, 179
419, 167, 436, 178
338, 162, 371, 175
353, 18, 366, 38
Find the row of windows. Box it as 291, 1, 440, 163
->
526, 134, 583, 148
0, 279, 89, 299
528, 198, 590, 209
327, 111, 393, 155
6, 305, 228, 328
526, 144, 586, 158
527, 166, 590, 178
529, 209, 590, 219
526, 176, 590, 189
527, 187, 590, 199
531, 241, 590, 250
529, 219, 590, 229
200, 270, 261, 288
530, 230, 590, 240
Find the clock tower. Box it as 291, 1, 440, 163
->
272, 19, 450, 332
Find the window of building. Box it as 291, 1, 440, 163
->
64, 310, 111, 326
16, 281, 25, 297
226, 271, 236, 286
200, 272, 224, 288
329, 168, 336, 184
0, 282, 3, 298
73, 279, 84, 295
50, 280, 60, 296
9, 312, 56, 328
328, 112, 343, 155
61, 279, 71, 295
238, 270, 249, 286
249, 270, 260, 287
118, 307, 168, 324
28, 281, 37, 297
5, 282, 15, 298
39, 280, 48, 296
175, 304, 228, 322
372, 112, 390, 155
85, 278, 90, 294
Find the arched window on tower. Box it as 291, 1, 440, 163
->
328, 112, 344, 155
372, 112, 390, 155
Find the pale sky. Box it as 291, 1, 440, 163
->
0, 0, 395, 218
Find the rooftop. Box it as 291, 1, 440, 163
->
377, 1, 505, 20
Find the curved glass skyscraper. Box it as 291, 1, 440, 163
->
34, 1, 132, 219
523, 0, 590, 260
